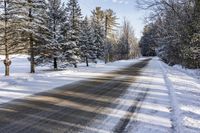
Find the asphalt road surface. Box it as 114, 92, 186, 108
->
0, 59, 151, 133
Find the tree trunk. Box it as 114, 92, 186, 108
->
105, 51, 108, 64
28, 0, 35, 73
74, 63, 77, 68
54, 57, 58, 70
5, 63, 9, 76
104, 15, 108, 64
108, 49, 110, 62
105, 56, 107, 64
4, 0, 10, 76
4, 58, 11, 76
86, 56, 89, 67
53, 10, 57, 70
30, 38, 35, 73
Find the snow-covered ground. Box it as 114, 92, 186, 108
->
173, 65, 200, 79
161, 60, 200, 133
0, 55, 143, 104
129, 58, 200, 133
0, 55, 199, 133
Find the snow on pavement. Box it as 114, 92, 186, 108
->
125, 58, 173, 133
0, 55, 143, 105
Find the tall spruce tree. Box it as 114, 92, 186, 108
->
64, 0, 82, 68
91, 7, 105, 60
79, 17, 97, 66
36, 0, 68, 69
139, 24, 157, 57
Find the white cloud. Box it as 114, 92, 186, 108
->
112, 0, 129, 4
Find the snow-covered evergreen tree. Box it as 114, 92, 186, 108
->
139, 24, 157, 57
0, 0, 12, 76
12, 0, 49, 73
0, 0, 24, 76
91, 7, 105, 60
138, 0, 200, 68
79, 17, 97, 66
64, 0, 82, 68
36, 0, 68, 69
92, 24, 104, 60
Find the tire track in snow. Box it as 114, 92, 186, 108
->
112, 88, 149, 133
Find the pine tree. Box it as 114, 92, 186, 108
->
13, 0, 49, 73
92, 23, 104, 60
0, 0, 23, 76
138, 0, 200, 68
104, 9, 118, 63
139, 24, 157, 57
64, 0, 82, 68
79, 17, 97, 66
91, 7, 105, 24
0, 0, 11, 76
91, 7, 105, 60
104, 9, 118, 38
36, 0, 68, 69
91, 7, 118, 63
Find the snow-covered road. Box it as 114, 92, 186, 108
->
0, 56, 199, 133
129, 58, 200, 133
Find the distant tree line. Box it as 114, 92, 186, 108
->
138, 0, 200, 69
0, 0, 140, 76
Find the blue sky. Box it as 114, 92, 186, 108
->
63, 0, 149, 39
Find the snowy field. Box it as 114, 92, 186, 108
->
0, 55, 200, 133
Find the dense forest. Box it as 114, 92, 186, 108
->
139, 0, 200, 69
0, 0, 139, 76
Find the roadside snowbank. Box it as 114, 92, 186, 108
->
173, 65, 200, 80
161, 60, 200, 133
125, 58, 200, 133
